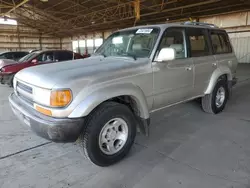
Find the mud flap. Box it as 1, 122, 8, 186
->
228, 81, 232, 100
228, 78, 237, 100
137, 117, 150, 136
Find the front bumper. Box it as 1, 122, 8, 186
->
9, 93, 85, 142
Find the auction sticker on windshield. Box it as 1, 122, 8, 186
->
136, 29, 153, 34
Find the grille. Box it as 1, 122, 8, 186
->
16, 81, 33, 105
17, 81, 32, 94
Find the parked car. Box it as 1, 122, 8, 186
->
0, 51, 29, 61
0, 50, 84, 87
9, 22, 238, 166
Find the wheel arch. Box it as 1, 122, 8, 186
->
205, 66, 232, 95
69, 83, 150, 120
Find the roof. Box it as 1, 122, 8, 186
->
119, 22, 225, 32
33, 49, 73, 53
0, 51, 28, 54
0, 0, 249, 37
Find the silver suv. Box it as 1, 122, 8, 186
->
9, 22, 238, 166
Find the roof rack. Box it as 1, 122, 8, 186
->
182, 21, 219, 28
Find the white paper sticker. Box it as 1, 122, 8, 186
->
136, 29, 153, 34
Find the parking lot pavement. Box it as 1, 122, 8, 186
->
1, 65, 250, 188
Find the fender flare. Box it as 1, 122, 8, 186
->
68, 83, 150, 119
205, 66, 232, 95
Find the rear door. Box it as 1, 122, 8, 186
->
210, 30, 237, 77
186, 27, 216, 96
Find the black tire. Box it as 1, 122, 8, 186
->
78, 101, 136, 167
8, 74, 15, 87
202, 79, 229, 114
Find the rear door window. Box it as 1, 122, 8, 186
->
186, 28, 211, 57
0, 52, 13, 59
210, 30, 232, 54
13, 52, 28, 60
55, 51, 73, 61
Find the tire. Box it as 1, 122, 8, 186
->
78, 101, 136, 167
8, 74, 15, 87
202, 79, 229, 114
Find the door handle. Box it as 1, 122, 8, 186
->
185, 67, 192, 71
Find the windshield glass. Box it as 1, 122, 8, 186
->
18, 52, 39, 63
96, 28, 159, 58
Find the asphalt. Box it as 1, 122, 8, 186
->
1, 64, 250, 188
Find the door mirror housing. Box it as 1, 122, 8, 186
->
31, 59, 38, 64
156, 48, 176, 62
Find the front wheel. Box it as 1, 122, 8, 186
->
78, 102, 136, 166
202, 79, 229, 114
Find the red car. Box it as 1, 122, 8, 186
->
0, 50, 84, 87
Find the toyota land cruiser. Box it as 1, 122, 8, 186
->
9, 22, 238, 166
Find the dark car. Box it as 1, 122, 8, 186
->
0, 51, 29, 61
0, 50, 84, 87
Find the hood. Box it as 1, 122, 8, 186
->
15, 56, 148, 89
0, 59, 17, 69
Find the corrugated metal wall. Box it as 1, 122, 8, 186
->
3, 12, 250, 62
62, 30, 114, 54
0, 24, 62, 52
231, 37, 250, 63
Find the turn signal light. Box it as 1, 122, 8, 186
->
35, 106, 52, 116
50, 90, 72, 107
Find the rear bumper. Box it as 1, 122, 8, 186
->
9, 93, 85, 142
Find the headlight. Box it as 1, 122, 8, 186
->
33, 87, 51, 106
50, 89, 72, 107
33, 87, 72, 109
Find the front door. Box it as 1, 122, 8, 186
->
152, 27, 194, 110
36, 51, 55, 64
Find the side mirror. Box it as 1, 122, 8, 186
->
31, 59, 38, 64
156, 48, 176, 62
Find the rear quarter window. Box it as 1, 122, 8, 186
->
210, 30, 232, 54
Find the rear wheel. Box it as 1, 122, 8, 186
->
78, 102, 136, 166
202, 79, 229, 114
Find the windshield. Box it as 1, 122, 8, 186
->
18, 52, 39, 63
96, 28, 159, 59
